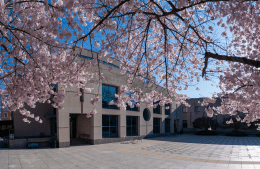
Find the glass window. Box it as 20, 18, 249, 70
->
110, 115, 117, 126
4, 113, 8, 117
194, 106, 200, 112
182, 107, 188, 113
4, 107, 7, 111
183, 120, 187, 128
165, 104, 171, 115
102, 115, 118, 138
78, 55, 94, 60
102, 85, 118, 109
102, 115, 109, 126
126, 92, 138, 111
143, 108, 150, 121
153, 101, 161, 114
153, 118, 161, 134
126, 116, 138, 136
52, 84, 56, 92
165, 118, 171, 133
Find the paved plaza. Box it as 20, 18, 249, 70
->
1, 134, 260, 169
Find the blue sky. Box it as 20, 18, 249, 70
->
177, 77, 222, 98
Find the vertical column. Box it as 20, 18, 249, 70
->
92, 84, 102, 144
161, 105, 165, 134
57, 108, 70, 148
178, 105, 182, 132
171, 103, 175, 133
119, 111, 126, 138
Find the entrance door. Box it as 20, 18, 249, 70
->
70, 116, 77, 138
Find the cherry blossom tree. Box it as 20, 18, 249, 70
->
1, 0, 260, 125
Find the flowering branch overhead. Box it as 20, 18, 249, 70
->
0, 0, 260, 124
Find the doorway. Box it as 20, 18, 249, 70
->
70, 116, 77, 138
70, 114, 88, 146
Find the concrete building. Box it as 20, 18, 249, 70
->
1, 104, 12, 121
181, 98, 225, 132
0, 97, 13, 137
11, 48, 182, 148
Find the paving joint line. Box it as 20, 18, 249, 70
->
117, 135, 260, 165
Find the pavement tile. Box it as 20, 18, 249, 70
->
2, 134, 260, 168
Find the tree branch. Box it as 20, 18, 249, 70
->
202, 52, 260, 77
75, 0, 130, 43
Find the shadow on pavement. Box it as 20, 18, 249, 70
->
144, 134, 260, 146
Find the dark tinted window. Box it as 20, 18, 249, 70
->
153, 101, 160, 114
102, 85, 118, 109
183, 120, 187, 128
102, 115, 118, 138
165, 119, 170, 133
143, 108, 150, 121
195, 106, 200, 112
126, 116, 138, 136
126, 92, 138, 111
153, 118, 160, 134
165, 104, 171, 115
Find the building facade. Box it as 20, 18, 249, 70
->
1, 104, 12, 121
181, 98, 225, 132
12, 48, 182, 148
0, 98, 13, 137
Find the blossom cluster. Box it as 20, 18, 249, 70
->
0, 0, 259, 124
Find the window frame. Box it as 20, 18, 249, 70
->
126, 92, 139, 112
194, 106, 200, 112
182, 107, 188, 113
153, 118, 161, 134
183, 120, 188, 128
102, 115, 118, 138
165, 118, 171, 133
153, 101, 161, 114
102, 84, 118, 110
126, 116, 138, 136
4, 112, 8, 117
165, 103, 171, 115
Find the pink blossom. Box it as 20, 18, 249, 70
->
226, 118, 233, 124
205, 107, 214, 117
85, 88, 93, 92
108, 67, 113, 71
74, 92, 82, 98
236, 116, 241, 122
221, 31, 227, 37
35, 116, 40, 121
90, 109, 97, 115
